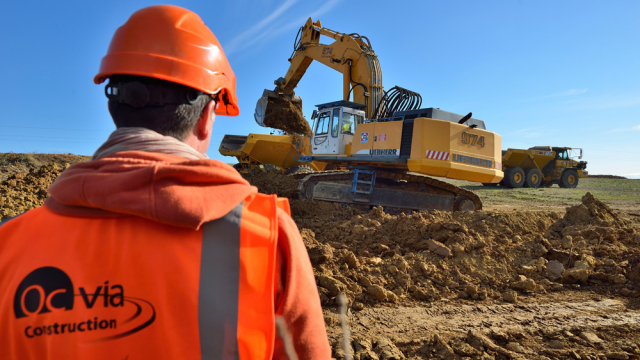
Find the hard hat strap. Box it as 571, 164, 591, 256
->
105, 81, 205, 108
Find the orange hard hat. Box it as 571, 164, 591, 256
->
94, 5, 239, 116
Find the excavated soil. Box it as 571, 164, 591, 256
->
263, 97, 312, 135
0, 154, 89, 221
0, 153, 89, 182
4, 162, 640, 359
244, 169, 640, 359
0, 163, 70, 220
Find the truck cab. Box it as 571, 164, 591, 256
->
310, 101, 366, 155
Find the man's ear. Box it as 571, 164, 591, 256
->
196, 100, 217, 140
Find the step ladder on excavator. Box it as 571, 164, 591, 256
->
351, 169, 376, 203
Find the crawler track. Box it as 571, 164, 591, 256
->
293, 170, 482, 211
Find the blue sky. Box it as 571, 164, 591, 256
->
1, 1, 639, 177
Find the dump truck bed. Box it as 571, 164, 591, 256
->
502, 148, 555, 171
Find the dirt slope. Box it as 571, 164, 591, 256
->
0, 154, 88, 221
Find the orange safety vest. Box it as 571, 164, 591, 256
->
0, 193, 288, 359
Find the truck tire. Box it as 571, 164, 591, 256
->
524, 168, 542, 188
559, 169, 579, 188
285, 165, 314, 176
503, 167, 525, 188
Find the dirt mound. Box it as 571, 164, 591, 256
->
0, 163, 67, 220
296, 207, 569, 309
546, 192, 633, 239
263, 97, 312, 135
236, 174, 640, 312
240, 167, 300, 199
0, 153, 89, 182
295, 194, 640, 359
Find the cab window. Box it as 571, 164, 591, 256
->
331, 109, 340, 137
355, 114, 365, 126
557, 150, 568, 160
315, 112, 330, 135
341, 112, 354, 134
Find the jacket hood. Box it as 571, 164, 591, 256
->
45, 151, 257, 230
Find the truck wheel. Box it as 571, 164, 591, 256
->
524, 168, 542, 188
285, 165, 314, 176
559, 169, 579, 188
503, 167, 525, 188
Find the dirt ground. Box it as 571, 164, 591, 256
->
2, 157, 640, 359
246, 168, 640, 360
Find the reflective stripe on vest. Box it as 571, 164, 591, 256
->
198, 194, 279, 359
199, 202, 242, 360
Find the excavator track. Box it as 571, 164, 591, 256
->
293, 170, 482, 212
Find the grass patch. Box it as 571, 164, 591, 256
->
443, 177, 640, 208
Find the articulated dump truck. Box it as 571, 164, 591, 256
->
486, 147, 588, 188
220, 17, 504, 212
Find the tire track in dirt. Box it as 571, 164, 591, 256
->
350, 299, 640, 338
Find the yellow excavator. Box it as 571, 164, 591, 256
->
222, 18, 503, 211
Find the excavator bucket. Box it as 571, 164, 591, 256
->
253, 89, 310, 135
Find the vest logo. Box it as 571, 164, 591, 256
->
14, 267, 74, 319
13, 266, 155, 342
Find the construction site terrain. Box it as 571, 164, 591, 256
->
2, 154, 640, 360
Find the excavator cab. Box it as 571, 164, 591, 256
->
310, 101, 366, 155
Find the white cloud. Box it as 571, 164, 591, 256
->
510, 126, 544, 135
525, 88, 588, 102
557, 88, 588, 96
283, 0, 342, 33
606, 125, 640, 133
223, 0, 342, 55
224, 0, 298, 54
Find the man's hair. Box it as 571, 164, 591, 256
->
107, 75, 213, 141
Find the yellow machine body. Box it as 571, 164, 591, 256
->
219, 134, 326, 173
322, 118, 502, 183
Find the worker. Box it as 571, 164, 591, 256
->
342, 118, 354, 134
0, 5, 330, 360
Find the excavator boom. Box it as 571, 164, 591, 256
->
254, 18, 383, 129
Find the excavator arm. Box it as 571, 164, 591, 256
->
280, 17, 383, 115
255, 18, 384, 127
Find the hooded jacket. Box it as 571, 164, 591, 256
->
0, 151, 330, 360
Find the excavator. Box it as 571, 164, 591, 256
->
222, 18, 503, 211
